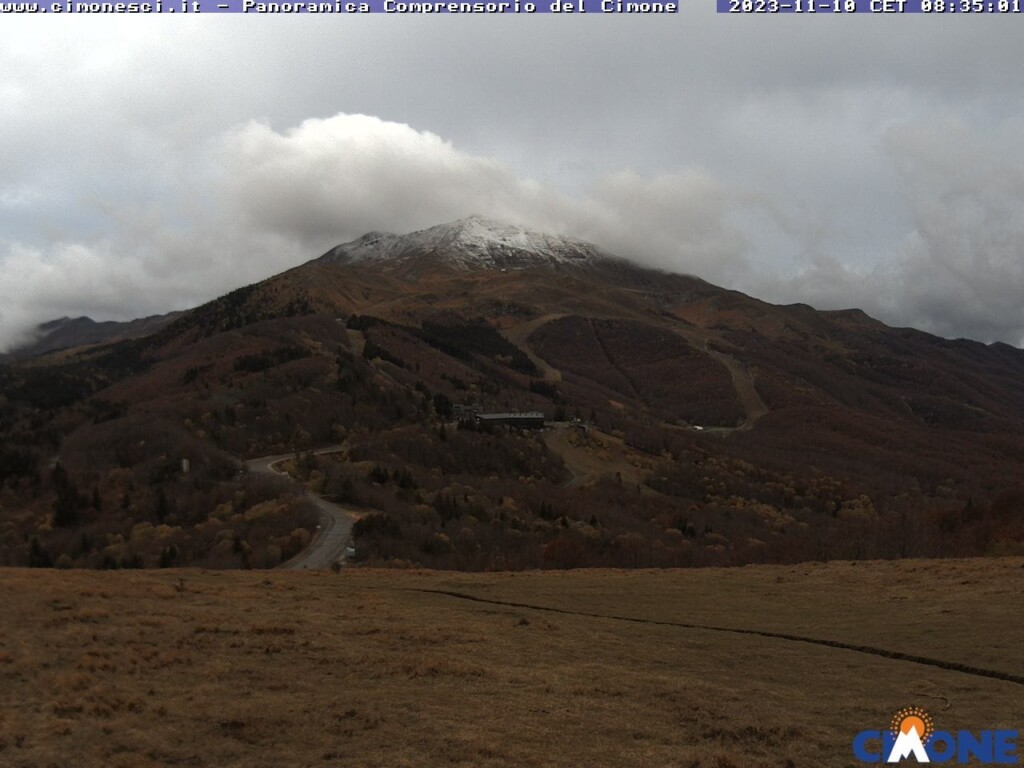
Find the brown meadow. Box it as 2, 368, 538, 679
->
2, 557, 1022, 767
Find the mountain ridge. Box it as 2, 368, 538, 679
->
8, 217, 1018, 359
3, 216, 1024, 571
318, 215, 621, 271
1, 311, 184, 362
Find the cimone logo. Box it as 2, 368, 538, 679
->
852, 707, 1018, 764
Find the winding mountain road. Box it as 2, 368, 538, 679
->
243, 445, 357, 570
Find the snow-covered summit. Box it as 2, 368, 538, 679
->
321, 216, 614, 270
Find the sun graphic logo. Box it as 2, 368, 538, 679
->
852, 706, 1019, 764
887, 707, 935, 763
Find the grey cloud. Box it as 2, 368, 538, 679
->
748, 116, 1024, 345
882, 118, 1024, 343
220, 115, 749, 278
0, 113, 752, 351
4, 13, 1024, 350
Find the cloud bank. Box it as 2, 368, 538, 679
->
5, 110, 1024, 351
1, 113, 754, 351
5, 15, 1024, 351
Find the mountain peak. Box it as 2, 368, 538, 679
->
321, 217, 614, 270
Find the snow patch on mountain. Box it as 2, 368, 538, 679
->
322, 216, 616, 270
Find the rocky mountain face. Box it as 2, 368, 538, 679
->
320, 216, 617, 271
2, 218, 1023, 570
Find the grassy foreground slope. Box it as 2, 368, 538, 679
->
1, 558, 1022, 768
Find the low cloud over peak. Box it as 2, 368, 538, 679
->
5, 14, 1024, 351
1, 113, 754, 351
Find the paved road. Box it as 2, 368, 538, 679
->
243, 445, 356, 570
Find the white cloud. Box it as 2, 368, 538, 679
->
5, 15, 1024, 350
220, 114, 751, 274
0, 113, 753, 351
751, 116, 1024, 345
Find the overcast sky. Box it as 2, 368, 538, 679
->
3, 12, 1024, 351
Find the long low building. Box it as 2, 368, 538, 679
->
475, 411, 546, 429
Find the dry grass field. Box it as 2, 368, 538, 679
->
1, 558, 1022, 768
